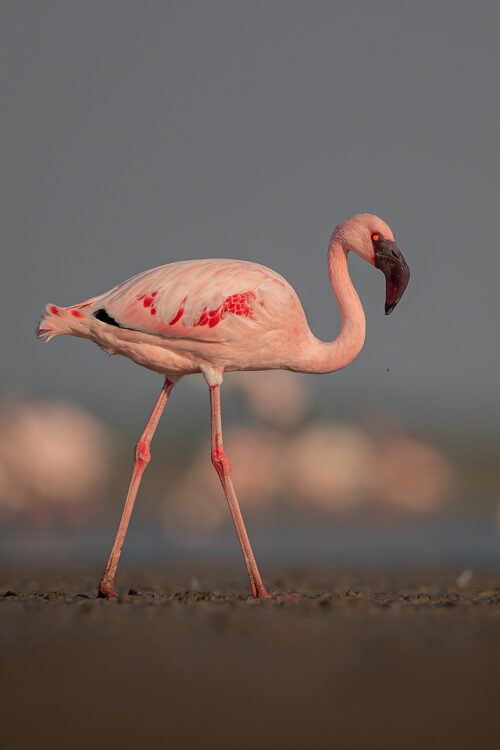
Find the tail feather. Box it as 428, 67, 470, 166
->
36, 304, 70, 342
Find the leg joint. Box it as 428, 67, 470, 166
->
135, 438, 151, 466
211, 445, 231, 478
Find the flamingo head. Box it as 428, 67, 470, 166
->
334, 213, 410, 315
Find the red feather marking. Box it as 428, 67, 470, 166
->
137, 294, 145, 301
166, 291, 258, 329
150, 307, 157, 315
151, 291, 158, 297
169, 302, 185, 325
223, 291, 256, 318
192, 292, 257, 328
143, 296, 153, 308
49, 305, 60, 316
71, 310, 84, 318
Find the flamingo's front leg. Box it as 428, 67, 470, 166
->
209, 384, 273, 598
98, 377, 175, 598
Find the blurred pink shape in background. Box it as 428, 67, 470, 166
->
0, 394, 115, 526
229, 370, 310, 428
287, 424, 373, 511
0, 372, 453, 539
373, 435, 453, 512
164, 372, 454, 539
164, 427, 282, 541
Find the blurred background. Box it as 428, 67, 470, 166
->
1, 1, 499, 570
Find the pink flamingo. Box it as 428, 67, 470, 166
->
36, 213, 409, 598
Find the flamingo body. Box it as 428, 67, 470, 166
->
36, 213, 410, 597
38, 258, 313, 383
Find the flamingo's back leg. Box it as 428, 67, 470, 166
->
98, 377, 175, 598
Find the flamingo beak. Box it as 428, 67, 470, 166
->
374, 239, 410, 315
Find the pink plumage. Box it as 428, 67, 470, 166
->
36, 213, 410, 598
37, 258, 310, 382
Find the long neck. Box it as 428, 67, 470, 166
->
295, 238, 366, 374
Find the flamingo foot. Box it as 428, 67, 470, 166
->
97, 582, 119, 599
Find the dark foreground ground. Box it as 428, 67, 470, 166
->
2, 562, 500, 750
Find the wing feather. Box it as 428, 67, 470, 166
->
88, 259, 299, 337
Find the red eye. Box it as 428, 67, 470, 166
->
371, 233, 380, 242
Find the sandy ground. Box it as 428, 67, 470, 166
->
2, 562, 500, 750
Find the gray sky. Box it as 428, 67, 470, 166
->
2, 1, 499, 437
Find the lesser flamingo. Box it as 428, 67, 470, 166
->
37, 213, 410, 598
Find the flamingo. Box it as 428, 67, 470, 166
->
36, 213, 410, 598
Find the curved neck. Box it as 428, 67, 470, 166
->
296, 239, 366, 374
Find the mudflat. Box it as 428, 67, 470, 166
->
2, 563, 500, 749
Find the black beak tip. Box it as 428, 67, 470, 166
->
374, 239, 410, 317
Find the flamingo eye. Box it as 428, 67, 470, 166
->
371, 233, 382, 242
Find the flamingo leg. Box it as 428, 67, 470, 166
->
209, 384, 272, 598
98, 377, 175, 598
